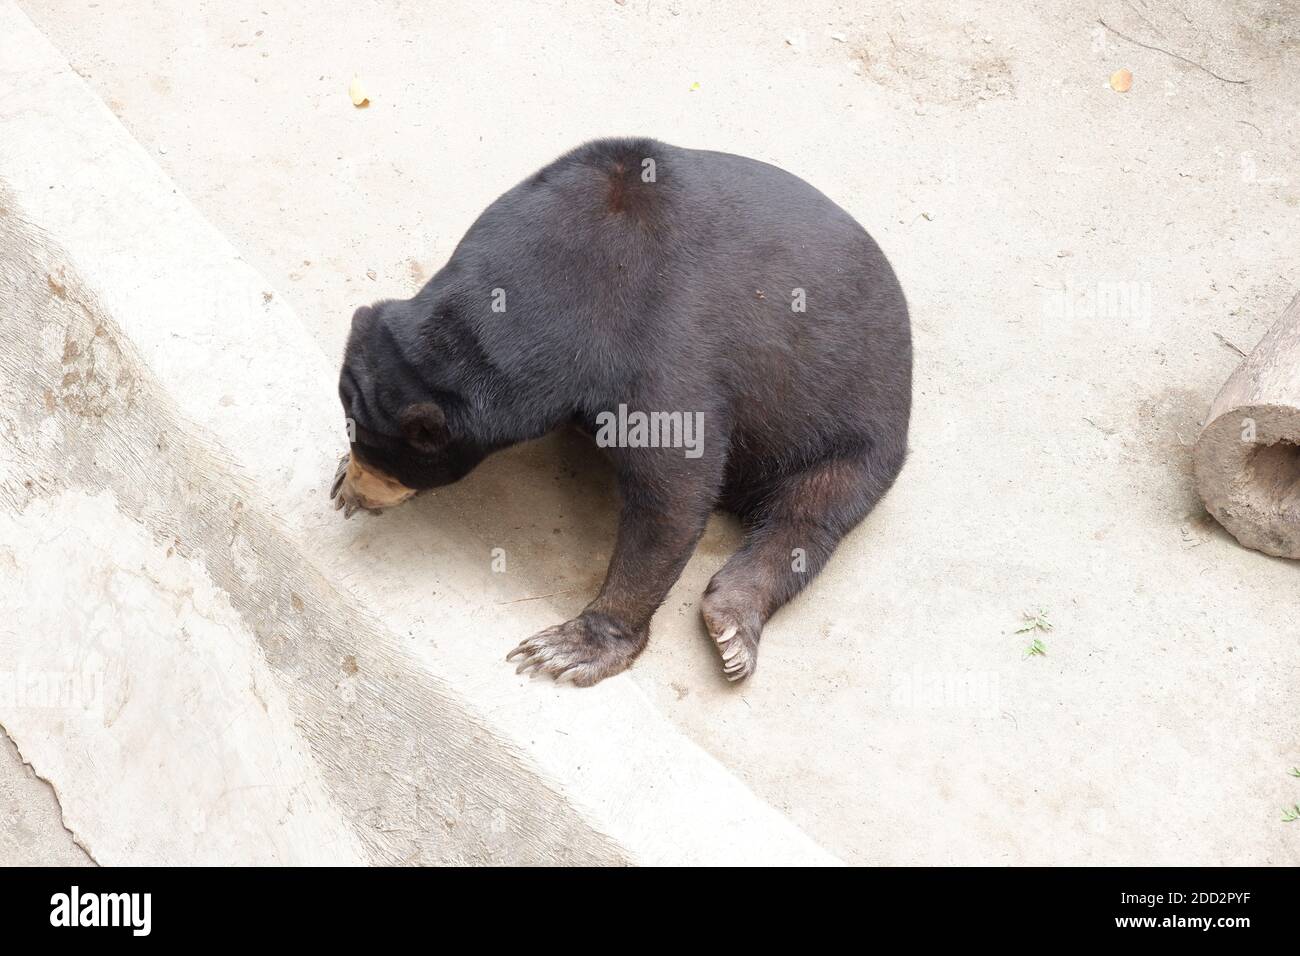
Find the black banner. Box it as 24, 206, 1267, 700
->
0, 866, 1290, 942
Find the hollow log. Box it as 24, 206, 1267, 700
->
1194, 292, 1300, 559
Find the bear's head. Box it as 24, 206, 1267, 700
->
332, 301, 489, 515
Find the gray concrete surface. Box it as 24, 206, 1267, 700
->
3, 0, 1299, 864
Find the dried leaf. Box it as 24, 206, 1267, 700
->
349, 75, 370, 107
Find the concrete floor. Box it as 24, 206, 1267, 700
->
4, 0, 1299, 863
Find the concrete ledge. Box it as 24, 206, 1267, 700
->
0, 1, 834, 865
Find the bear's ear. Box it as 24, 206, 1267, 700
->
398, 402, 448, 453
351, 305, 376, 328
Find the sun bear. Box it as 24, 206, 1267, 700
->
332, 137, 911, 686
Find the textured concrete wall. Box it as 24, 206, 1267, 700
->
0, 196, 627, 864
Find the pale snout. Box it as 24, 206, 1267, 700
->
330, 454, 416, 518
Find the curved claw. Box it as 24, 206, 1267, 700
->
330, 453, 397, 518
330, 454, 349, 500
515, 655, 544, 675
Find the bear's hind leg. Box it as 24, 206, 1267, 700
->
703, 441, 905, 682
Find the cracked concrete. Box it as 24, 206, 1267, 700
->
0, 728, 94, 866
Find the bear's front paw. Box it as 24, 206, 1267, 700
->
506, 612, 648, 687
330, 452, 385, 519
330, 453, 369, 518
